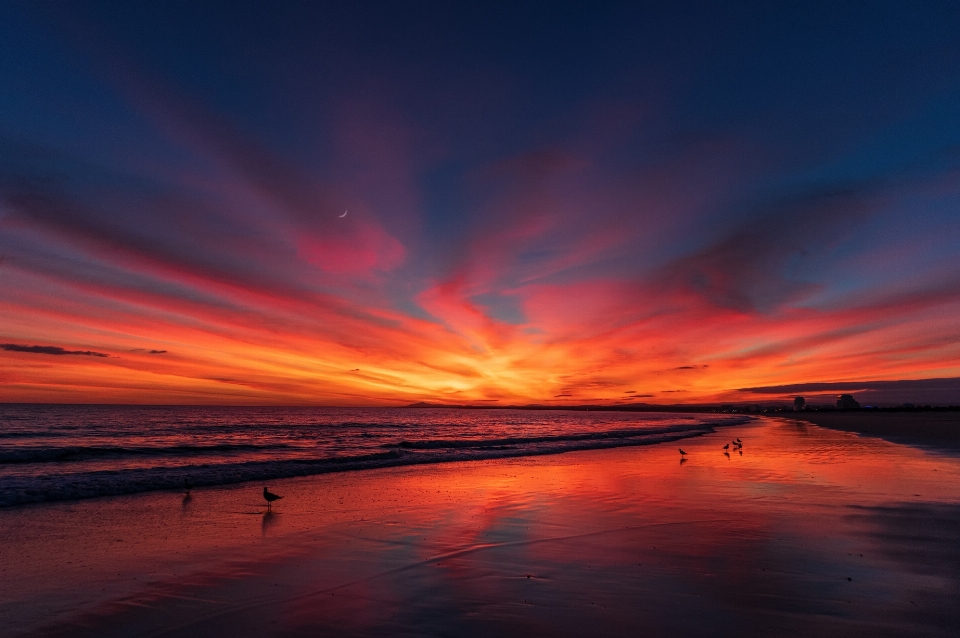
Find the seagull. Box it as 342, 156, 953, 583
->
339, 210, 348, 218
678, 449, 687, 457
263, 486, 283, 510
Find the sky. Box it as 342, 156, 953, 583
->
1, 1, 960, 406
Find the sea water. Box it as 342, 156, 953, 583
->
0, 405, 747, 507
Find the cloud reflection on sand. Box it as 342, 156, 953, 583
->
3, 417, 960, 637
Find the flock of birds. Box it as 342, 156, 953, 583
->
679, 437, 743, 463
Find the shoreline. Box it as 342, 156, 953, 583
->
0, 415, 748, 509
4, 416, 960, 636
789, 411, 960, 451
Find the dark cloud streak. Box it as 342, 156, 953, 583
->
740, 378, 960, 394
1, 343, 109, 357
660, 187, 876, 313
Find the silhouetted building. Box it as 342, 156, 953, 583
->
836, 394, 860, 409
793, 397, 805, 411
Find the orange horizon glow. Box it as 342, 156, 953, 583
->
3, 178, 959, 405
3, 234, 958, 405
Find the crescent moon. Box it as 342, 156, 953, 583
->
339, 210, 348, 218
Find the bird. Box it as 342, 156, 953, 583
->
736, 438, 742, 443
183, 478, 193, 494
678, 449, 687, 457
723, 443, 730, 451
263, 486, 283, 510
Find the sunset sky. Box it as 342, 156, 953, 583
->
2, 2, 959, 405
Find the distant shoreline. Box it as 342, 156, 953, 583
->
786, 411, 960, 451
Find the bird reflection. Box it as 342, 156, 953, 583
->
262, 510, 278, 536
724, 451, 730, 458
679, 457, 687, 466
181, 478, 194, 513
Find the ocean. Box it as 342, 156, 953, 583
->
0, 405, 747, 507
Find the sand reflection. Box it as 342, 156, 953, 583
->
261, 510, 279, 536
4, 417, 960, 637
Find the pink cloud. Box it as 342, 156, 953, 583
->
297, 220, 406, 276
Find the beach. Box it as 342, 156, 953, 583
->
791, 411, 960, 450
3, 415, 960, 637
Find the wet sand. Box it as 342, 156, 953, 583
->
791, 411, 960, 451
3, 416, 960, 637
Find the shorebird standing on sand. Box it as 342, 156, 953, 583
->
678, 449, 687, 457
723, 443, 729, 451
263, 486, 283, 511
